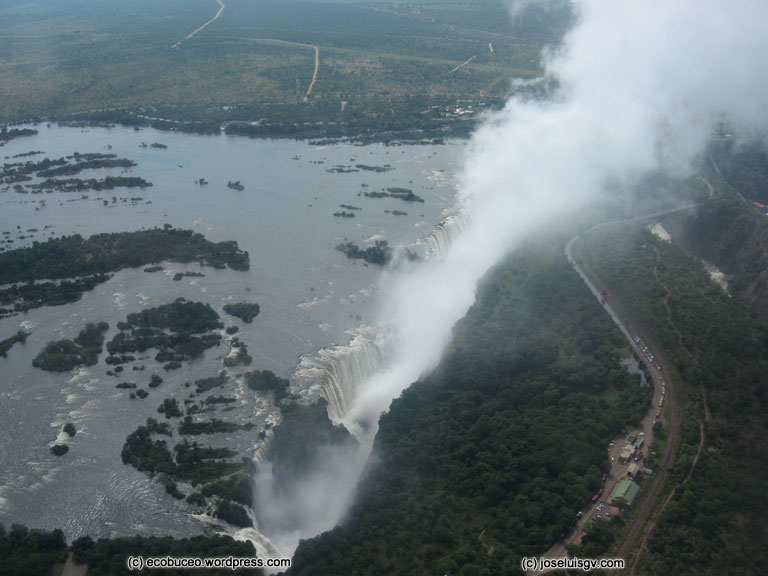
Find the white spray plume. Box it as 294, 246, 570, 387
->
260, 0, 768, 558
343, 0, 768, 430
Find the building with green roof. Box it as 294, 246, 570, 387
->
610, 480, 640, 506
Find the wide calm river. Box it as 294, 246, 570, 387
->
0, 124, 462, 541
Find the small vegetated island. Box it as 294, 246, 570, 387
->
356, 164, 394, 173
33, 321, 109, 372
0, 151, 152, 194
224, 336, 254, 367
50, 445, 69, 456
173, 271, 205, 281
363, 187, 424, 203
326, 165, 359, 174
0, 127, 37, 144
108, 299, 222, 371
333, 204, 361, 218
223, 302, 260, 323
336, 240, 392, 265
0, 226, 249, 320
0, 329, 29, 357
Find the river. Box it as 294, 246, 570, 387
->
0, 123, 462, 541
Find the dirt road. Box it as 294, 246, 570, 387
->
304, 44, 320, 101
172, 0, 226, 49
450, 54, 477, 73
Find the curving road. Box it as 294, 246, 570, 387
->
528, 205, 696, 575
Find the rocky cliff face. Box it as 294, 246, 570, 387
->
677, 186, 768, 320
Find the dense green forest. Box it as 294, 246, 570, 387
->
577, 216, 768, 574
270, 400, 357, 491
288, 239, 650, 575
0, 0, 571, 141
0, 524, 267, 576
0, 523, 67, 576
70, 533, 265, 576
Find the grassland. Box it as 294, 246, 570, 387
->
0, 0, 570, 139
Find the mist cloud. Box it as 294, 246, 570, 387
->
344, 0, 768, 429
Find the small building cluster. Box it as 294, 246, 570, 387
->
619, 432, 646, 464
419, 101, 486, 120
610, 479, 640, 507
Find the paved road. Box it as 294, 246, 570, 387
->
528, 206, 696, 575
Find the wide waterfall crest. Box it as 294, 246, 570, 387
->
292, 325, 394, 424
425, 207, 471, 259
289, 206, 472, 428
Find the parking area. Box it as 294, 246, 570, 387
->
577, 334, 667, 530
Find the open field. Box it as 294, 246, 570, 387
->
0, 0, 570, 138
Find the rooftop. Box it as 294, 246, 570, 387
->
610, 480, 640, 506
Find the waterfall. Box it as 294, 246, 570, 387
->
286, 206, 472, 427
252, 428, 274, 469
249, 195, 472, 560
425, 207, 471, 259
288, 206, 471, 427
292, 325, 394, 423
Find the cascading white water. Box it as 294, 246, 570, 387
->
251, 428, 275, 469
244, 182, 481, 565
292, 325, 395, 424
246, 200, 472, 561
288, 207, 472, 429
425, 208, 472, 259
